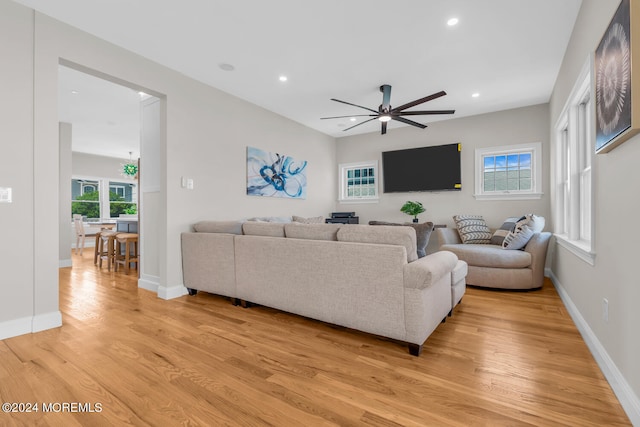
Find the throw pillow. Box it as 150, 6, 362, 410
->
292, 215, 324, 224
502, 214, 546, 250
453, 215, 492, 244
368, 221, 434, 258
490, 216, 525, 245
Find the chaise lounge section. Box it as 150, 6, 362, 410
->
437, 227, 551, 290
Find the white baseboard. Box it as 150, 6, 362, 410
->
549, 271, 640, 426
0, 316, 32, 340
32, 311, 62, 333
0, 311, 62, 341
59, 259, 72, 268
138, 274, 160, 293
157, 284, 188, 300
138, 275, 187, 300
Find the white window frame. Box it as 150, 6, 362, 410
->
338, 160, 379, 203
553, 57, 595, 265
72, 175, 138, 220
110, 184, 126, 198
474, 142, 543, 200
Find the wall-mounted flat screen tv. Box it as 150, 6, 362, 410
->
382, 143, 462, 193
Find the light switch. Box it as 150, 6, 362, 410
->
186, 179, 194, 190
181, 177, 187, 188
0, 187, 12, 203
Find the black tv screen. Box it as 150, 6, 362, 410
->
382, 143, 462, 193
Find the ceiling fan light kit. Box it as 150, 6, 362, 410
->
321, 84, 455, 135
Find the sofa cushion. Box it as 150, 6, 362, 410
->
503, 214, 546, 250
337, 225, 418, 263
441, 243, 532, 268
452, 260, 468, 284
247, 216, 292, 223
490, 216, 525, 245
193, 221, 244, 235
453, 215, 492, 244
369, 221, 434, 258
242, 221, 286, 237
292, 215, 324, 224
284, 223, 341, 241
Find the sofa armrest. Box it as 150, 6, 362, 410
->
436, 227, 462, 248
524, 232, 552, 287
404, 250, 458, 290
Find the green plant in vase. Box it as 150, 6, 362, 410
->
400, 201, 425, 223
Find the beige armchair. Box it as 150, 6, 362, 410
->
437, 227, 551, 290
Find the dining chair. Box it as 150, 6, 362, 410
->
73, 214, 86, 255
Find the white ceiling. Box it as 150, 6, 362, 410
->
16, 0, 582, 156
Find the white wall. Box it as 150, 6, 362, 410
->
335, 104, 551, 228
59, 123, 72, 266
549, 0, 640, 422
0, 0, 40, 339
0, 0, 336, 338
72, 152, 129, 179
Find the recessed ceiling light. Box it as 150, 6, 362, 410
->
71, 90, 79, 95
447, 18, 459, 26
350, 117, 357, 122
279, 75, 288, 82
219, 63, 235, 71
472, 93, 480, 98
138, 91, 146, 97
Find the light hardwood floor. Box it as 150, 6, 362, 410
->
0, 251, 630, 426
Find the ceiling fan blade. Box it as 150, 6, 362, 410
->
320, 114, 377, 120
330, 98, 378, 114
397, 110, 455, 116
381, 121, 387, 135
392, 116, 427, 129
380, 85, 391, 112
392, 91, 447, 112
343, 117, 379, 132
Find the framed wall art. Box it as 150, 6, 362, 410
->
595, 0, 640, 153
246, 146, 307, 199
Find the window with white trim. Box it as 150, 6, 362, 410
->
553, 58, 594, 264
72, 177, 137, 220
474, 143, 542, 200
338, 161, 379, 203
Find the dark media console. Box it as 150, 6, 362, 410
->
325, 212, 359, 224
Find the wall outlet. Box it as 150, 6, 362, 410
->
602, 298, 609, 322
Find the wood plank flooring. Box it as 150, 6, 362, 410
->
0, 251, 630, 426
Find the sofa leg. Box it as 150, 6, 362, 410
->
187, 288, 198, 296
448, 309, 453, 317
408, 343, 423, 357
231, 298, 239, 306
441, 316, 446, 323
240, 299, 251, 308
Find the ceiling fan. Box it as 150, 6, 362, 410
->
321, 84, 455, 135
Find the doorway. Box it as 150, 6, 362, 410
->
58, 64, 160, 285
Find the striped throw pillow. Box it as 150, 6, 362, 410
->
490, 216, 525, 245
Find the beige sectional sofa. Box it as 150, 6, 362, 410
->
181, 221, 465, 356
437, 227, 551, 290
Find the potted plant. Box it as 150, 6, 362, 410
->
400, 201, 425, 223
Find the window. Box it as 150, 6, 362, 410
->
338, 161, 379, 202
474, 143, 542, 200
71, 177, 137, 220
109, 180, 137, 217
72, 179, 100, 219
553, 58, 594, 264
